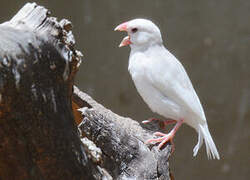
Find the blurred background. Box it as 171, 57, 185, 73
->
1, 0, 249, 179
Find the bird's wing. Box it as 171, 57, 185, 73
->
145, 50, 206, 123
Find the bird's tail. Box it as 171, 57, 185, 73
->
193, 124, 220, 160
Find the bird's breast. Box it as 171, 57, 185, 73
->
129, 66, 182, 120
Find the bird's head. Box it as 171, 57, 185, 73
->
114, 19, 163, 49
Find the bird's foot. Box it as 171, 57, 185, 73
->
146, 131, 175, 152
145, 119, 184, 153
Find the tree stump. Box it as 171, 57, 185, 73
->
0, 3, 173, 180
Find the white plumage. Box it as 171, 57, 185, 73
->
115, 18, 220, 159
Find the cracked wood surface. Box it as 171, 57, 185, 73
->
0, 3, 99, 180
74, 86, 173, 180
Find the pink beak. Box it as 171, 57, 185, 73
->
114, 22, 128, 31
114, 21, 132, 47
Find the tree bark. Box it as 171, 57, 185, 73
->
73, 87, 173, 180
0, 2, 173, 180
0, 3, 99, 180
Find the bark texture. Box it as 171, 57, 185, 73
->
0, 3, 99, 180
74, 86, 173, 180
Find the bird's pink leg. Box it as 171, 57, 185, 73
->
146, 119, 184, 152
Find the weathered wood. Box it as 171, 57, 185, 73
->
74, 86, 173, 180
0, 3, 102, 180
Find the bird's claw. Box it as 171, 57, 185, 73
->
146, 132, 175, 151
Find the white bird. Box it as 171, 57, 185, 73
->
114, 19, 220, 159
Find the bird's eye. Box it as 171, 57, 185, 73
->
131, 28, 138, 33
